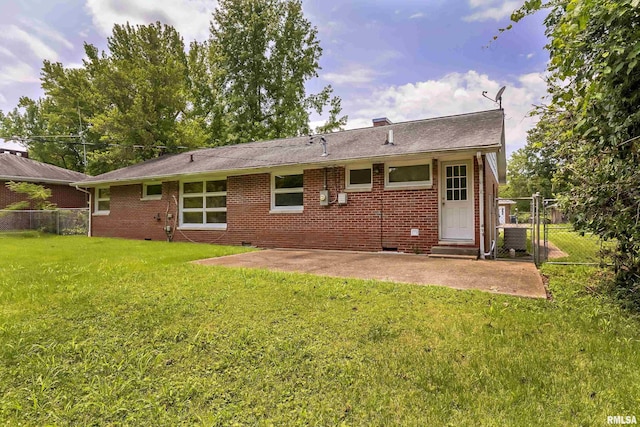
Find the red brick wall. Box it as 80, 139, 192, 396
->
0, 180, 88, 209
91, 158, 484, 254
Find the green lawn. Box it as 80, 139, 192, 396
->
1, 234, 639, 425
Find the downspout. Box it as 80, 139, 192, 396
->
476, 152, 485, 260
75, 186, 92, 237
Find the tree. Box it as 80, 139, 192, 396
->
207, 0, 346, 144
508, 0, 640, 305
85, 22, 207, 174
3, 181, 56, 210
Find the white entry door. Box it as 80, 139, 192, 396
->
440, 161, 474, 241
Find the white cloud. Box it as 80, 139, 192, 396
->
341, 70, 547, 155
0, 25, 60, 60
0, 61, 40, 85
84, 0, 218, 42
409, 12, 425, 19
19, 18, 74, 50
526, 53, 535, 59
0, 46, 17, 59
322, 66, 383, 86
462, 0, 520, 22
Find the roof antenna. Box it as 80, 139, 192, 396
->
482, 86, 506, 109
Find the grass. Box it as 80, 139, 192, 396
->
1, 234, 640, 425
546, 226, 614, 264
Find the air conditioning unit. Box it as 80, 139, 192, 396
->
503, 228, 527, 252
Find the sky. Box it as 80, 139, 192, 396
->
0, 0, 549, 158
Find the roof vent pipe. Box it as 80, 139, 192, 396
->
385, 129, 394, 145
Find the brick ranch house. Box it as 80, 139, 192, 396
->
73, 109, 507, 257
0, 152, 89, 209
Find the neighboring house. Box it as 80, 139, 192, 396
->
0, 153, 89, 209
498, 199, 517, 224
73, 109, 507, 256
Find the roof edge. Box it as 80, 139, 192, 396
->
0, 176, 82, 185
72, 145, 502, 187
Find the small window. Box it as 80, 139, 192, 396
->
180, 179, 227, 229
142, 183, 162, 200
385, 160, 432, 189
271, 172, 304, 212
95, 187, 110, 213
345, 165, 372, 191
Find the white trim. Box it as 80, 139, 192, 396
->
179, 177, 227, 228
178, 224, 227, 231
94, 186, 110, 215
385, 159, 433, 189
345, 163, 372, 191
271, 170, 304, 212
141, 182, 162, 200
438, 160, 475, 243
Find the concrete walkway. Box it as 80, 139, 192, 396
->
194, 249, 546, 299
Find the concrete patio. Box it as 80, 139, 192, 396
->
194, 249, 547, 299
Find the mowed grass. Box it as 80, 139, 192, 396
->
1, 235, 640, 425
547, 227, 613, 264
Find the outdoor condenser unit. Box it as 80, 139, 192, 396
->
503, 228, 527, 252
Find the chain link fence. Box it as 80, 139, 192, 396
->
0, 209, 89, 235
542, 199, 611, 265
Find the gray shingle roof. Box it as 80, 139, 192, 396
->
74, 109, 505, 186
0, 154, 88, 184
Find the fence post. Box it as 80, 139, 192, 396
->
56, 210, 60, 235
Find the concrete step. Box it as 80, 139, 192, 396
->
430, 246, 479, 257
428, 253, 478, 260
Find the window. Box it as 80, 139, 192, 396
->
385, 160, 432, 189
180, 179, 227, 229
142, 182, 162, 200
95, 187, 110, 214
271, 172, 304, 212
345, 165, 372, 191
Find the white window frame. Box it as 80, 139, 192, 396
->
270, 171, 304, 213
345, 164, 373, 191
385, 159, 433, 190
94, 186, 110, 215
141, 182, 163, 200
179, 178, 227, 230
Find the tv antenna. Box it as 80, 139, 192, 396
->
482, 86, 506, 109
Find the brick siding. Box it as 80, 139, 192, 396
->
91, 157, 486, 254
0, 180, 88, 209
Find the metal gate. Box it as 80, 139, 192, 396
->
495, 194, 544, 266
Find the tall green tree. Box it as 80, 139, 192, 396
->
508, 0, 640, 304
85, 22, 207, 174
208, 0, 346, 144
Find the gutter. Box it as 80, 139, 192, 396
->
74, 186, 92, 237
476, 152, 485, 260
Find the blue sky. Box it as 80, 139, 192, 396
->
0, 0, 549, 157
